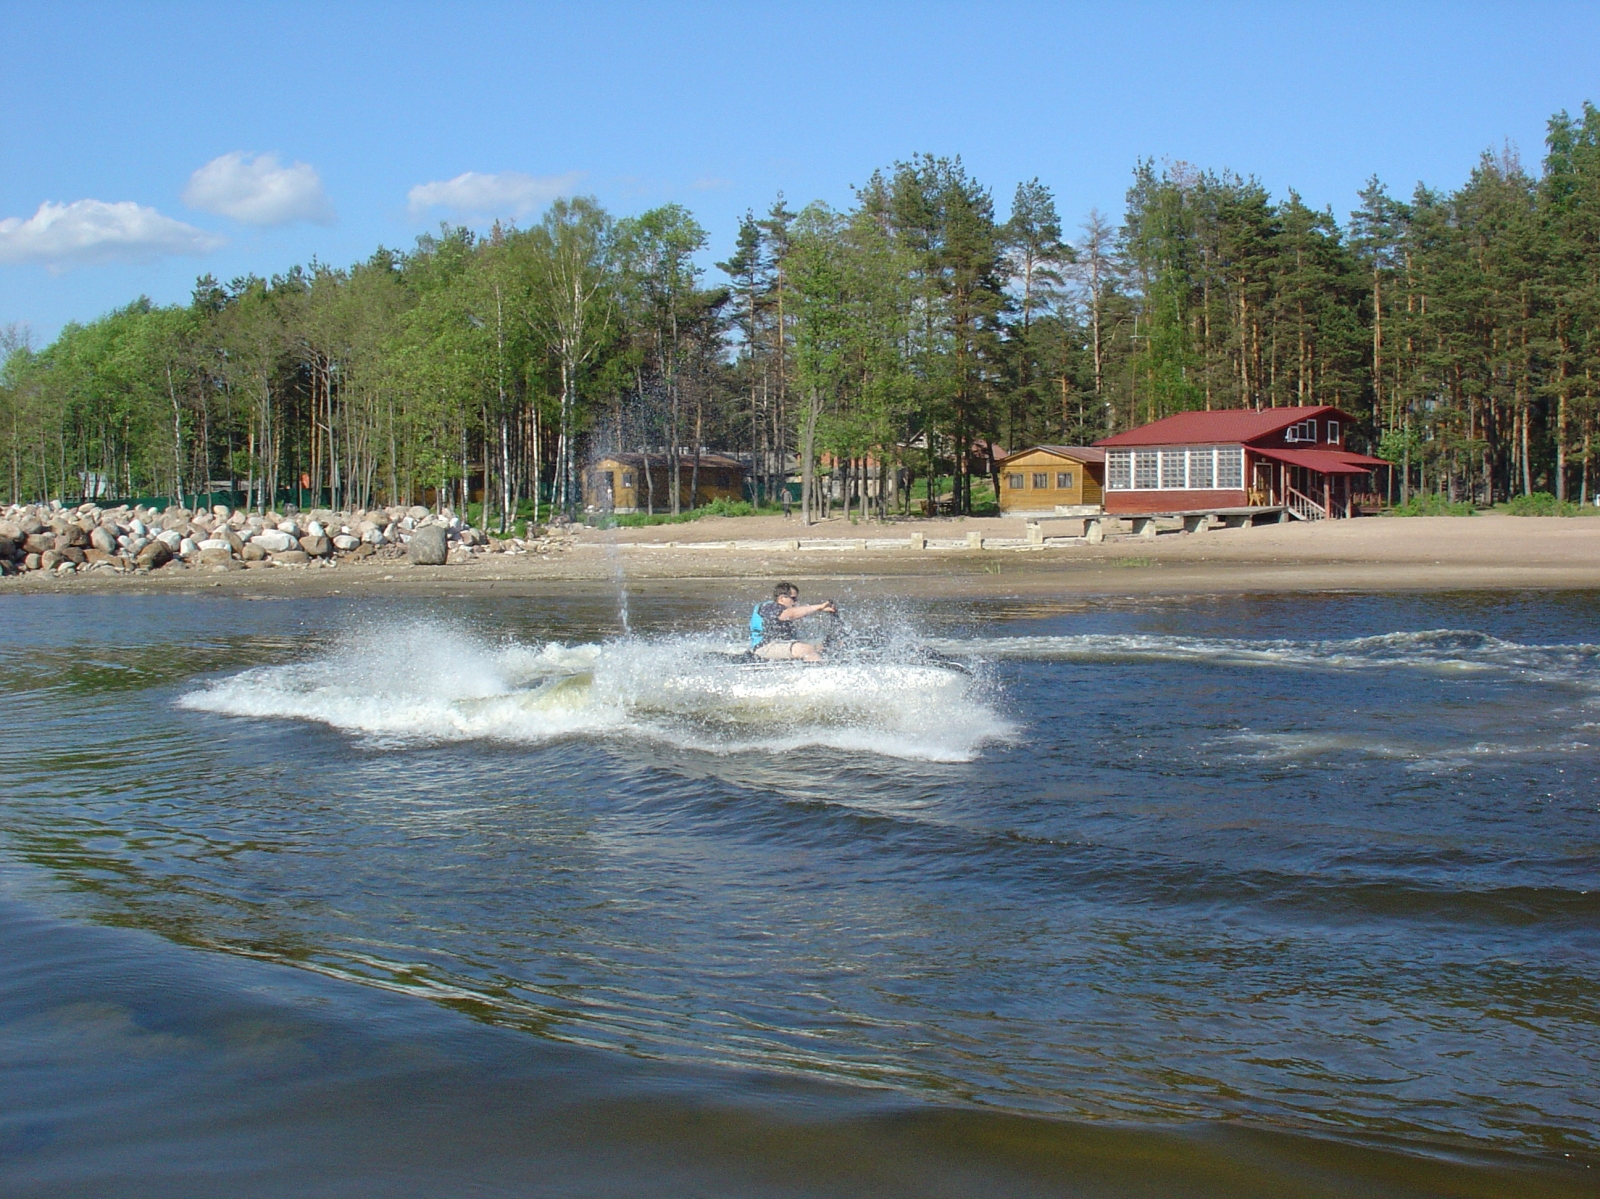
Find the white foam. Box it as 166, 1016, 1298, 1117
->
178, 622, 1013, 763
935, 628, 1600, 687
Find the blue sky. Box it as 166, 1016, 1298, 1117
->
3, 1, 1597, 341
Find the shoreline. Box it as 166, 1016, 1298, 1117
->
3, 512, 1598, 600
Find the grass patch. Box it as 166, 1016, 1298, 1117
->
591, 498, 782, 528
1389, 494, 1477, 517
1500, 491, 1593, 517
1110, 556, 1155, 568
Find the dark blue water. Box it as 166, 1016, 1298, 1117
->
1, 589, 1596, 1196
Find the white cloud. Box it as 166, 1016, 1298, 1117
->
406, 170, 582, 219
0, 200, 224, 270
183, 151, 334, 226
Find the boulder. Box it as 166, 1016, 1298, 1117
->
276, 521, 301, 538
269, 549, 310, 565
240, 543, 266, 562
39, 550, 63, 571
306, 520, 326, 538
199, 546, 233, 566
350, 542, 376, 560
84, 548, 118, 565
212, 504, 231, 518
332, 534, 361, 551
0, 520, 21, 540
253, 529, 295, 552
137, 540, 172, 568
24, 533, 52, 555
89, 526, 118, 554
55, 525, 88, 550
299, 534, 332, 557
24, 553, 40, 571
156, 529, 184, 551
407, 524, 449, 565
178, 537, 199, 558
18, 515, 44, 536
60, 547, 86, 565
197, 538, 232, 552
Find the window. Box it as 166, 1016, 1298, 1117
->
1134, 451, 1159, 489
1056, 471, 1074, 489
1006, 473, 1024, 489
1326, 421, 1341, 444
622, 471, 635, 488
1107, 451, 1131, 490
1217, 447, 1243, 488
1160, 450, 1186, 489
1188, 448, 1214, 489
1285, 419, 1317, 443
1032, 472, 1049, 489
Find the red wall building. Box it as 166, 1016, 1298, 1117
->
1095, 406, 1389, 520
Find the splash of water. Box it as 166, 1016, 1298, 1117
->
179, 622, 1012, 763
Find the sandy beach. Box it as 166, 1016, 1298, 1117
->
9, 511, 1598, 600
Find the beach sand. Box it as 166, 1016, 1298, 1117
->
11, 512, 1600, 600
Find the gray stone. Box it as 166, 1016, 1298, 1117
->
55, 525, 88, 550
253, 530, 295, 553
299, 534, 332, 557
407, 524, 449, 565
90, 526, 118, 553
269, 549, 310, 565
332, 534, 361, 551
240, 543, 266, 561
178, 537, 199, 558
199, 546, 233, 566
18, 515, 44, 536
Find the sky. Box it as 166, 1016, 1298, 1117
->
3, 1, 1598, 342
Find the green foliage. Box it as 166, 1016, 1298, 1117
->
9, 102, 1600, 518
1389, 494, 1477, 516
1502, 491, 1590, 516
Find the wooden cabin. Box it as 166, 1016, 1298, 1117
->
586, 453, 747, 513
1095, 406, 1388, 521
997, 446, 1106, 514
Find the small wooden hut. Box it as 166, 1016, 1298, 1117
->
586, 453, 747, 513
997, 446, 1106, 514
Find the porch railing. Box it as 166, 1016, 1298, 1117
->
1286, 486, 1327, 521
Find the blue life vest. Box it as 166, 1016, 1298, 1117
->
749, 604, 765, 649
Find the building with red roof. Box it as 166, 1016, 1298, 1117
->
1094, 406, 1388, 521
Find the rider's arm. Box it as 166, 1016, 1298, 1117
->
778, 601, 834, 621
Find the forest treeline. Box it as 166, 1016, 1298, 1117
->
3, 101, 1599, 523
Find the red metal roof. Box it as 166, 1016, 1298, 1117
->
1251, 446, 1385, 475
1095, 406, 1354, 447
999, 445, 1106, 465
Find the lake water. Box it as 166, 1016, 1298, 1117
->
2, 587, 1596, 1196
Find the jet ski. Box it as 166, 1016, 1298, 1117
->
720, 608, 972, 675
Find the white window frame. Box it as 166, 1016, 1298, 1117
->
1106, 445, 1245, 491
1326, 420, 1340, 444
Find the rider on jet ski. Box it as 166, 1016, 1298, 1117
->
750, 581, 837, 661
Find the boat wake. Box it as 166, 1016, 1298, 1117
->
932, 628, 1600, 687
178, 623, 1013, 763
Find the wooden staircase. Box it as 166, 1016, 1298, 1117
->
1285, 486, 1327, 521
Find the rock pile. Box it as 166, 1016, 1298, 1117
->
0, 501, 569, 579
